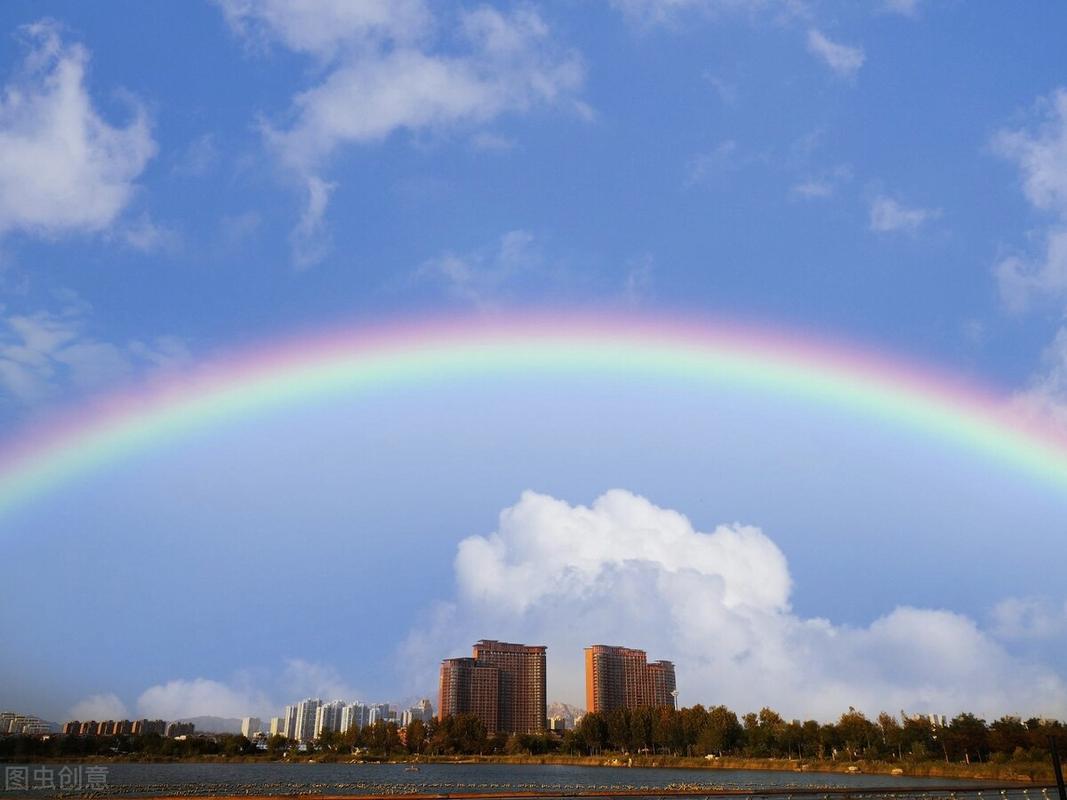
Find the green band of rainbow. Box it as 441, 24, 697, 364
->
0, 314, 1064, 519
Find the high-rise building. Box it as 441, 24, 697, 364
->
293, 698, 321, 742
439, 640, 546, 735
313, 701, 345, 738
400, 699, 434, 727
241, 717, 262, 738
366, 703, 392, 726
584, 645, 676, 713
282, 705, 298, 740
269, 717, 286, 737
340, 703, 367, 733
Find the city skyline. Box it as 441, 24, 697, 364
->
2, 1, 1067, 727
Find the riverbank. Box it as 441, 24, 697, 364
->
419, 754, 1052, 783
1, 753, 1054, 783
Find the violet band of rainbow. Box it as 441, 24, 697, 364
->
0, 313, 1064, 518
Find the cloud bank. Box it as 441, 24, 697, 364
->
68, 693, 129, 722
404, 489, 1067, 720
68, 659, 365, 723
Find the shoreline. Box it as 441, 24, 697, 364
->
0, 753, 1052, 783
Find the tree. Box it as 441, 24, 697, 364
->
946, 713, 989, 763
405, 720, 427, 754
837, 708, 875, 760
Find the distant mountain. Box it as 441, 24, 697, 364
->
177, 716, 242, 734
547, 702, 584, 724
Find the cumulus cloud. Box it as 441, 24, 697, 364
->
218, 1, 584, 266
403, 489, 1067, 719
992, 89, 1067, 310
869, 195, 941, 233
806, 29, 865, 78
0, 294, 191, 404
0, 20, 156, 239
137, 678, 273, 720
69, 693, 128, 721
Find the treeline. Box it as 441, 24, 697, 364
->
565, 706, 1067, 764
3, 707, 1065, 765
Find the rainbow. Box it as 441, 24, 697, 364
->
0, 313, 1065, 519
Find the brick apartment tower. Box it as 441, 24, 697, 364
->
584, 645, 677, 713
438, 639, 547, 734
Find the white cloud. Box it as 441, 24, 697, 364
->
220, 1, 584, 266
1011, 325, 1067, 431
281, 659, 363, 701
173, 133, 220, 178
69, 693, 128, 721
0, 20, 156, 239
290, 175, 335, 269
991, 597, 1067, 641
117, 215, 180, 254
869, 194, 941, 233
217, 0, 431, 60
790, 165, 851, 201
791, 179, 834, 199
137, 678, 273, 720
685, 140, 753, 186
415, 229, 540, 309
610, 0, 790, 28
806, 29, 865, 78
414, 232, 656, 309
470, 131, 516, 152
883, 0, 921, 17
622, 254, 655, 304
403, 489, 1067, 719
0, 295, 190, 404
992, 89, 1067, 310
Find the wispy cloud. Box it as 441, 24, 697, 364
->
806, 29, 865, 78
882, 0, 921, 17
219, 1, 585, 267
0, 20, 156, 240
1011, 325, 1067, 432
790, 164, 852, 200
992, 88, 1067, 311
414, 229, 543, 309
0, 293, 190, 405
868, 194, 941, 233
684, 140, 768, 186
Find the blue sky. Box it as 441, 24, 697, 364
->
2, 0, 1067, 725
